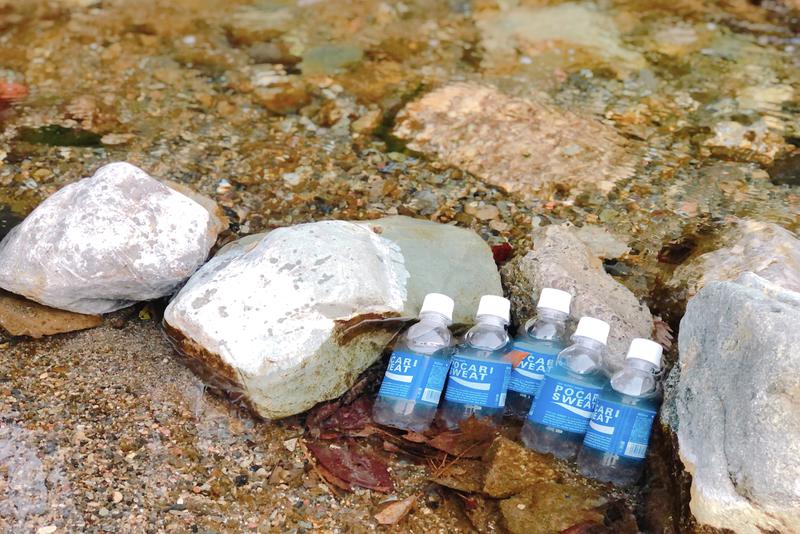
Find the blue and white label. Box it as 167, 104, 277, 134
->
583, 399, 657, 459
527, 377, 603, 434
507, 344, 556, 396
378, 351, 451, 406
443, 355, 511, 408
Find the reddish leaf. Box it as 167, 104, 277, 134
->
374, 495, 417, 525
307, 439, 393, 493
320, 396, 373, 432
315, 463, 352, 491
491, 243, 513, 264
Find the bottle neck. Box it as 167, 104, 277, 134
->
475, 314, 508, 329
571, 335, 606, 354
610, 357, 660, 397
418, 311, 451, 328
621, 357, 659, 374
527, 308, 569, 339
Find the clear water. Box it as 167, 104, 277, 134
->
438, 318, 511, 430
505, 337, 565, 419
372, 313, 452, 432
520, 339, 607, 460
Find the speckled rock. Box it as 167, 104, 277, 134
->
502, 225, 653, 369
164, 216, 501, 419
0, 162, 223, 314
670, 219, 800, 298
482, 437, 557, 499
665, 273, 800, 534
393, 83, 637, 197
499, 480, 606, 534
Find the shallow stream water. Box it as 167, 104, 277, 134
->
0, 0, 798, 532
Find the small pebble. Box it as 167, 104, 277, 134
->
37, 527, 57, 534
112, 491, 123, 503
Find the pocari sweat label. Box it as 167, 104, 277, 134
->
378, 351, 451, 406
443, 354, 511, 408
583, 399, 657, 459
527, 375, 602, 434
507, 344, 556, 396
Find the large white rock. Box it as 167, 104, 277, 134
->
163, 216, 502, 419
666, 273, 800, 533
0, 162, 223, 314
502, 225, 653, 369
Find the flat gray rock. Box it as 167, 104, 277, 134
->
164, 216, 501, 419
0, 162, 223, 314
502, 224, 653, 369
666, 273, 800, 533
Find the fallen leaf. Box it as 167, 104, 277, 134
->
491, 242, 513, 264
307, 439, 393, 493
374, 495, 417, 525
315, 463, 352, 491
401, 431, 428, 443
320, 396, 373, 432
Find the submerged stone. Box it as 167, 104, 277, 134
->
665, 273, 800, 533
299, 44, 363, 75
498, 480, 606, 534
703, 119, 787, 165
393, 83, 637, 198
482, 437, 558, 499
0, 162, 223, 314
0, 291, 102, 338
502, 225, 653, 369
670, 219, 800, 298
163, 216, 501, 419
475, 2, 646, 75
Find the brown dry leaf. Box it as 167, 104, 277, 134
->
374, 495, 417, 525
402, 431, 428, 443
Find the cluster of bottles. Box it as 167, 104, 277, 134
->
373, 290, 663, 487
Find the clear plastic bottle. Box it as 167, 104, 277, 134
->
520, 317, 610, 460
505, 288, 572, 420
577, 338, 663, 486
373, 293, 455, 432
439, 295, 512, 430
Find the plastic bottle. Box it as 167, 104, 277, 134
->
520, 317, 610, 460
372, 293, 455, 432
577, 338, 663, 486
438, 295, 512, 430
505, 288, 572, 419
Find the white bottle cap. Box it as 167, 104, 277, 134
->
574, 317, 610, 345
626, 338, 663, 368
476, 295, 510, 323
419, 293, 455, 323
536, 288, 571, 315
